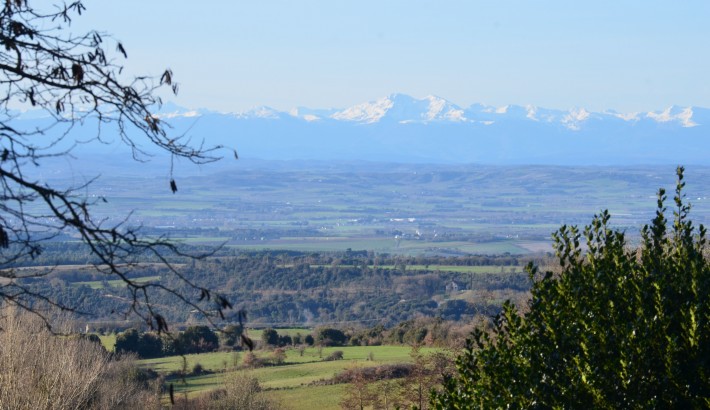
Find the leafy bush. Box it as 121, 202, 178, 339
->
333, 363, 414, 384
432, 168, 710, 408
278, 334, 292, 346
209, 372, 278, 409
178, 326, 219, 354
315, 327, 348, 346
219, 324, 242, 348
271, 348, 287, 365
323, 350, 344, 361
115, 329, 163, 358
261, 328, 279, 346
242, 352, 262, 368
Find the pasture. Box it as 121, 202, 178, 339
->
138, 344, 441, 408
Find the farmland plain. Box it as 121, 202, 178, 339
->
47, 162, 710, 256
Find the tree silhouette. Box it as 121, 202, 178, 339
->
0, 1, 234, 329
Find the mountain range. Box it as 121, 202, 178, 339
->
15, 94, 710, 166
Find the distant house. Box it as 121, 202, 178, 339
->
445, 280, 460, 294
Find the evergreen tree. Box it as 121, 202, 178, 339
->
432, 167, 710, 408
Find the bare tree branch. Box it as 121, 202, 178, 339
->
0, 1, 234, 329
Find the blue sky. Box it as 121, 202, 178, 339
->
79, 1, 710, 113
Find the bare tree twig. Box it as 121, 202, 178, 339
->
0, 1, 234, 330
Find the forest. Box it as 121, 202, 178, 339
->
13, 245, 534, 330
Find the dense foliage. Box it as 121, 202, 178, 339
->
316, 327, 348, 346
432, 168, 710, 408
16, 251, 528, 327
115, 325, 220, 358
115, 329, 163, 359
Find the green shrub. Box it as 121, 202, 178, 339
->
315, 328, 348, 346
261, 328, 279, 346
323, 350, 344, 361
432, 167, 710, 408
115, 329, 163, 358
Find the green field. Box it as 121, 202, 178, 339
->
368, 264, 524, 274
98, 334, 116, 351
269, 384, 346, 410
74, 275, 161, 289
254, 328, 312, 341
228, 238, 533, 255
139, 344, 440, 408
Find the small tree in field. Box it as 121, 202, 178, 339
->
340, 365, 374, 410
261, 328, 279, 347
211, 372, 278, 410
271, 347, 287, 365
431, 167, 710, 408
179, 325, 219, 353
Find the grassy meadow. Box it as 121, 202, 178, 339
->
137, 344, 440, 409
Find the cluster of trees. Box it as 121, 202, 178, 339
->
18, 251, 529, 327
172, 252, 530, 325
115, 325, 221, 358
364, 317, 476, 347
112, 318, 477, 365
315, 327, 349, 346
259, 318, 478, 352
260, 328, 315, 347
114, 324, 358, 361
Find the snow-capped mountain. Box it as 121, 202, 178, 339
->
12, 94, 710, 166
288, 107, 339, 122
645, 106, 698, 127
232, 106, 284, 120
331, 94, 466, 123
155, 94, 710, 131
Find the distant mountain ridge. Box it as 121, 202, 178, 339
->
12, 94, 710, 166
155, 94, 709, 129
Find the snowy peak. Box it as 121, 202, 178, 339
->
561, 108, 592, 131
282, 96, 710, 130
331, 94, 466, 124
288, 107, 339, 122
234, 106, 284, 120
331, 94, 397, 124
646, 106, 697, 128
464, 103, 548, 125
331, 95, 394, 123
154, 102, 203, 119
152, 95, 709, 131
525, 105, 567, 123
422, 95, 467, 122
